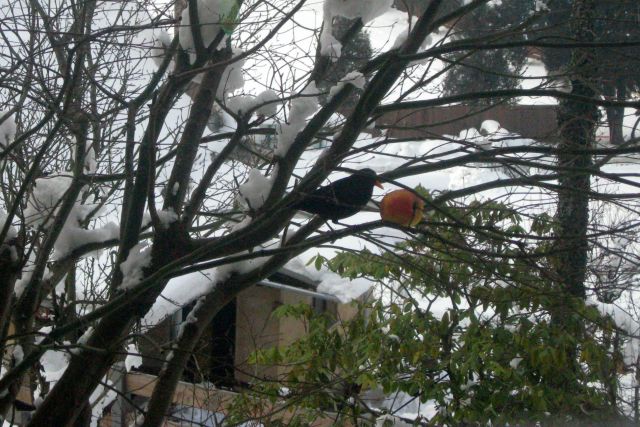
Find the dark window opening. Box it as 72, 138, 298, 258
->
182, 299, 237, 387
312, 297, 338, 325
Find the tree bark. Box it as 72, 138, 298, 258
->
605, 79, 627, 145
552, 0, 598, 391
555, 0, 598, 301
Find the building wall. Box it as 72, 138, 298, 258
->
234, 286, 344, 383
234, 285, 282, 383
378, 104, 559, 142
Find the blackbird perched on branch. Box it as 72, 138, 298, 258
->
291, 168, 383, 222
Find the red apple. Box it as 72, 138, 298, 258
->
380, 189, 424, 227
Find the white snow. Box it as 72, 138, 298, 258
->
0, 210, 17, 242
23, 174, 119, 258
0, 111, 16, 147
40, 345, 70, 382
329, 71, 367, 99
217, 251, 269, 282
89, 378, 117, 427
225, 90, 280, 116
54, 221, 119, 259
480, 120, 503, 136
157, 209, 179, 229
319, 31, 342, 60
286, 257, 371, 303
588, 298, 640, 364
238, 168, 274, 210
12, 345, 23, 364
142, 269, 217, 327
179, 0, 237, 62
151, 29, 173, 70
24, 175, 74, 227
77, 327, 93, 346
320, 0, 393, 60
119, 243, 152, 289
125, 344, 143, 372
84, 148, 97, 174
275, 83, 320, 156
216, 50, 246, 97
509, 357, 523, 369
254, 90, 280, 116
14, 264, 52, 299
323, 0, 393, 24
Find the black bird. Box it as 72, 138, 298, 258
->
291, 168, 383, 222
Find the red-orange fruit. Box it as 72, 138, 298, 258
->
380, 189, 424, 226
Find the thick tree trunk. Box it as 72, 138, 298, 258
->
606, 106, 625, 146
555, 0, 598, 302
552, 0, 598, 390
0, 241, 20, 417
605, 79, 627, 145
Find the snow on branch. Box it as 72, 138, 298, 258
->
320, 0, 394, 61
275, 83, 320, 156
24, 174, 119, 259
179, 0, 239, 62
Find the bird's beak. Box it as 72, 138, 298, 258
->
375, 180, 384, 189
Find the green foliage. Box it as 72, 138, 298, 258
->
230, 199, 624, 425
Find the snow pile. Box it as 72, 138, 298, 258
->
588, 298, 640, 365
286, 257, 371, 303
480, 119, 510, 139
24, 174, 119, 258
157, 209, 179, 229
320, 32, 342, 59
125, 344, 142, 371
151, 29, 173, 70
535, 0, 549, 11
0, 111, 16, 147
225, 89, 280, 116
391, 16, 433, 53
71, 327, 94, 355
14, 266, 52, 299
120, 243, 152, 289
216, 50, 246, 97
447, 167, 502, 192
142, 268, 216, 328
54, 222, 119, 260
217, 251, 270, 282
253, 90, 280, 116
0, 210, 17, 243
84, 147, 97, 174
238, 168, 273, 210
457, 127, 484, 145
24, 175, 74, 227
40, 345, 70, 382
328, 71, 366, 99
320, 0, 393, 60
275, 83, 320, 156
12, 345, 23, 364
179, 0, 238, 61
